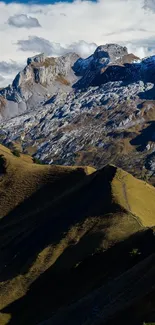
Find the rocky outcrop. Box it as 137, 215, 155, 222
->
0, 52, 80, 111
0, 43, 155, 178
93, 44, 128, 60
12, 53, 79, 95
27, 53, 45, 65
73, 44, 134, 88
76, 52, 155, 88
0, 44, 154, 109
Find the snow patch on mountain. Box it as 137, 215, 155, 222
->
0, 43, 155, 176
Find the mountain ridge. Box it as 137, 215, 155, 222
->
1, 144, 155, 324
0, 43, 140, 113
1, 43, 155, 325
0, 43, 155, 184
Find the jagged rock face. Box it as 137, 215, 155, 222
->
30, 53, 79, 86
0, 44, 132, 107
0, 44, 152, 108
27, 53, 45, 65
93, 44, 128, 60
73, 45, 129, 79
91, 55, 155, 87
0, 94, 26, 119
73, 44, 138, 89
0, 44, 155, 183
0, 52, 80, 107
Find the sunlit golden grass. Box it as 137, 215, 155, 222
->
0, 144, 95, 218
112, 166, 155, 226
1, 145, 155, 325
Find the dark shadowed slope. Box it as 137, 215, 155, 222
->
0, 145, 155, 324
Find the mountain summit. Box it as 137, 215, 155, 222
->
1, 44, 155, 325
0, 43, 155, 183
0, 51, 79, 117
0, 43, 138, 116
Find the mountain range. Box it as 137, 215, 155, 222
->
0, 44, 155, 184
1, 43, 155, 325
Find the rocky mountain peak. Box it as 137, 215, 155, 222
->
27, 53, 45, 66
0, 42, 155, 123
73, 44, 131, 88
0, 43, 155, 185
13, 52, 80, 90
94, 44, 128, 61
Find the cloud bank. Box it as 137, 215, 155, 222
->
8, 14, 41, 28
0, 60, 25, 75
0, 61, 25, 87
143, 0, 155, 12
0, 0, 155, 86
17, 36, 53, 55
17, 36, 97, 57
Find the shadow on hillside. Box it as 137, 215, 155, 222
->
72, 57, 155, 103
0, 165, 117, 283
130, 121, 155, 151
1, 228, 155, 325
73, 62, 142, 88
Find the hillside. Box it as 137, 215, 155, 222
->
0, 44, 155, 185
1, 145, 155, 324
0, 44, 155, 184
0, 144, 94, 218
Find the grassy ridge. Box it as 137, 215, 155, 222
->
0, 145, 155, 324
0, 144, 95, 219
112, 166, 155, 226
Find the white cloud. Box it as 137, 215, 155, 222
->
143, 0, 155, 12
17, 36, 97, 57
126, 36, 155, 58
0, 75, 5, 87
67, 41, 97, 58
0, 75, 4, 81
0, 0, 155, 87
17, 36, 53, 55
0, 75, 12, 88
0, 60, 24, 75
8, 14, 41, 29
0, 61, 25, 87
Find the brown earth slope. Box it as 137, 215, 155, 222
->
0, 145, 155, 325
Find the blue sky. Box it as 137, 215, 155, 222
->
3, 0, 97, 3
3, 0, 76, 3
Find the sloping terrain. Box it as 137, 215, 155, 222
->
1, 145, 155, 324
0, 44, 155, 183
39, 251, 155, 325
1, 44, 155, 324
0, 144, 94, 218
